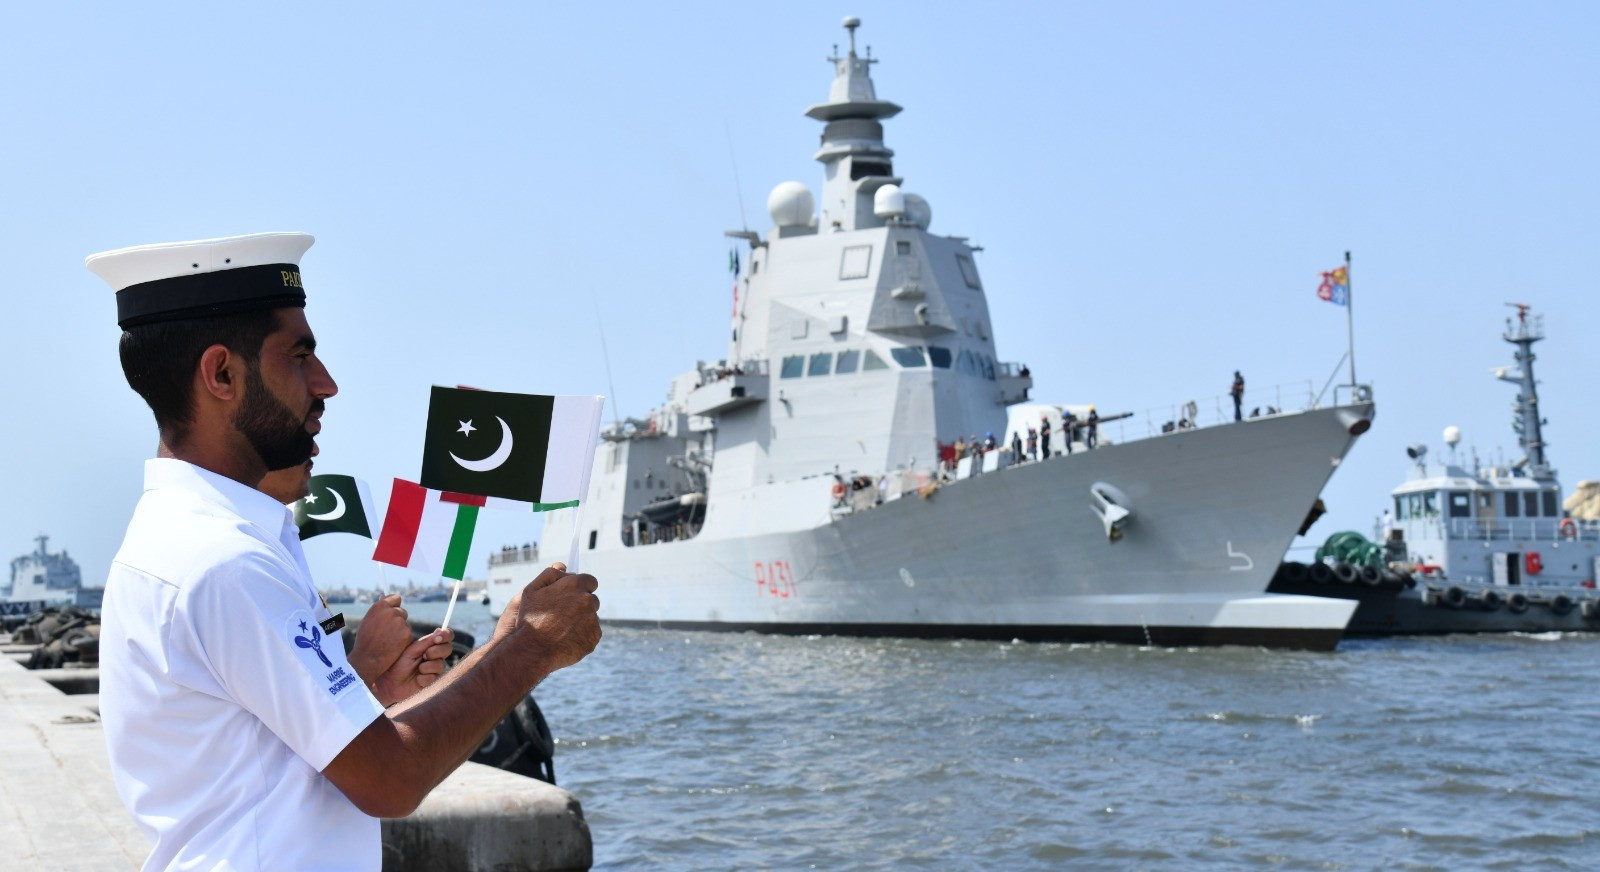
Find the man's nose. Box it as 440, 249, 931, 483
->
310, 356, 338, 400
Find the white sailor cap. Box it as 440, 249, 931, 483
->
86, 231, 314, 329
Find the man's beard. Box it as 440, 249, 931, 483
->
233, 365, 319, 472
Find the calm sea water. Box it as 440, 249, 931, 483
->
409, 602, 1599, 871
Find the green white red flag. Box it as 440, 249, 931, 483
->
371, 479, 479, 580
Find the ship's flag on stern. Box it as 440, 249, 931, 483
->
419, 387, 605, 510
371, 479, 480, 580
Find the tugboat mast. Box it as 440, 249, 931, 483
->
1496, 303, 1553, 480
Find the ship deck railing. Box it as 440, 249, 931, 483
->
693, 358, 770, 388
488, 545, 539, 566
1106, 379, 1322, 444
1403, 517, 1600, 543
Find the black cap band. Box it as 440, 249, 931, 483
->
116, 263, 307, 329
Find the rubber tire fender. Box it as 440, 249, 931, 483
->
1332, 562, 1359, 584
1507, 591, 1530, 614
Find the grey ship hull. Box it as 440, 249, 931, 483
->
561, 404, 1368, 650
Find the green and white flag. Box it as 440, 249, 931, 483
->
290, 474, 376, 541
419, 387, 604, 510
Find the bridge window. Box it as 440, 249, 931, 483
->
1448, 492, 1471, 518
1523, 492, 1539, 517
836, 349, 860, 374
1394, 496, 1406, 520
1504, 492, 1520, 517
1423, 492, 1438, 517
863, 349, 889, 371
1544, 490, 1558, 516
982, 354, 996, 380
780, 355, 805, 379
927, 346, 953, 369
808, 352, 832, 377
890, 347, 927, 368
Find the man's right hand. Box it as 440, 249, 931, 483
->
505, 564, 601, 672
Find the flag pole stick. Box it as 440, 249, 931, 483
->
1344, 250, 1356, 387
440, 576, 463, 632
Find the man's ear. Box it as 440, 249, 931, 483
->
196, 344, 243, 403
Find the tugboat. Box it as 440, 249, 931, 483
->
1270, 305, 1600, 634
500, 17, 1378, 650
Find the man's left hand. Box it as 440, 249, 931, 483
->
370, 630, 455, 706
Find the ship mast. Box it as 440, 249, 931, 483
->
805, 16, 903, 232
1495, 303, 1554, 480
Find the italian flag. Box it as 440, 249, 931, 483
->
371, 479, 479, 580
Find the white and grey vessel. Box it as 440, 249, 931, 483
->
1272, 305, 1600, 634
3, 534, 99, 617
494, 18, 1374, 649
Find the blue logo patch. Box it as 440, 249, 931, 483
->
293, 619, 331, 668
286, 610, 359, 699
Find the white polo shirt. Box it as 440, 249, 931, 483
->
100, 458, 387, 871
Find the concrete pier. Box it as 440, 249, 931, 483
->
0, 651, 592, 871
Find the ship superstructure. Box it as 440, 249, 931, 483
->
4, 535, 92, 614
501, 18, 1377, 649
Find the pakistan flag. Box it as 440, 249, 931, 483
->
291, 474, 376, 540
419, 386, 604, 509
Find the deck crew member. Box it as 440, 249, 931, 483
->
1231, 371, 1245, 422
91, 232, 601, 871
1040, 414, 1052, 459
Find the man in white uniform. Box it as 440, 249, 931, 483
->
90, 232, 601, 871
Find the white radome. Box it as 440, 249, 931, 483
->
1443, 426, 1461, 447
873, 184, 905, 218
767, 181, 815, 228
903, 193, 931, 230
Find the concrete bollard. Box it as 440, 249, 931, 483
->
383, 763, 593, 872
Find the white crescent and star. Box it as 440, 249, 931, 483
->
451, 416, 514, 472
305, 488, 348, 521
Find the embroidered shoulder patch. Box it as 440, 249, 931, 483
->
286, 610, 359, 699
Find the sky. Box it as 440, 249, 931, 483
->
2, 2, 1596, 591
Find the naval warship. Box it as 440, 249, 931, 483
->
492, 18, 1376, 649
1270, 305, 1599, 634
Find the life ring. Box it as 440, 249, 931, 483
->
831, 481, 847, 501
1559, 518, 1577, 540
